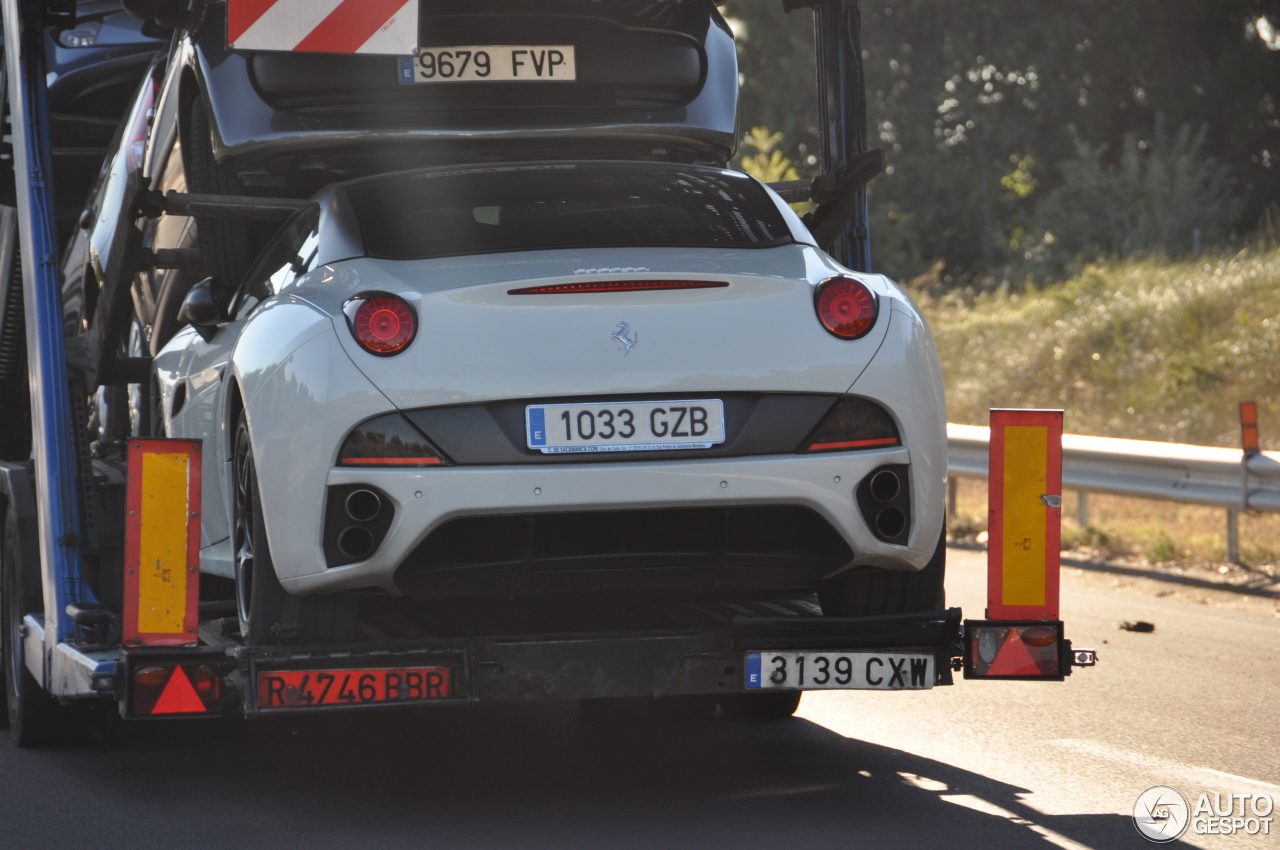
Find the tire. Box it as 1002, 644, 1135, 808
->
232, 414, 357, 645
3, 506, 64, 745
186, 97, 260, 292
720, 691, 802, 720
817, 529, 947, 617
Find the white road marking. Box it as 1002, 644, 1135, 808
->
1050, 739, 1280, 792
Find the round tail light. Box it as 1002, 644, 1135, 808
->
344, 293, 417, 356
815, 276, 878, 340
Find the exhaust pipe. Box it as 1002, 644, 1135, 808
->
336, 526, 377, 560
344, 489, 382, 523
875, 506, 907, 540
869, 469, 901, 502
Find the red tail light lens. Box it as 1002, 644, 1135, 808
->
815, 276, 878, 340
343, 293, 417, 356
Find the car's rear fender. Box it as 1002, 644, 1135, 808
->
845, 285, 948, 556
232, 300, 398, 581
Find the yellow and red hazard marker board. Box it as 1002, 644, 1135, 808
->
986, 410, 1062, 620
228, 0, 418, 55
123, 440, 202, 647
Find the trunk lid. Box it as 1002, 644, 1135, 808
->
297, 245, 890, 410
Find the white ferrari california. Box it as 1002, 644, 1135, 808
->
154, 160, 947, 644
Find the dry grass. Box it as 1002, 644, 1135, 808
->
918, 246, 1280, 571
918, 246, 1280, 449
946, 477, 1279, 581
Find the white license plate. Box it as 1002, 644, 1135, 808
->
399, 45, 576, 84
745, 651, 935, 691
526, 400, 725, 454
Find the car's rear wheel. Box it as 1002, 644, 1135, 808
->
817, 528, 947, 617
233, 413, 357, 646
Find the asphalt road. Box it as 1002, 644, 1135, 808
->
1, 548, 1276, 850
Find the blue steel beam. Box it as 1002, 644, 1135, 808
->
2, 0, 91, 673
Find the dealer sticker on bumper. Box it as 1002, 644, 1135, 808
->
745, 651, 934, 690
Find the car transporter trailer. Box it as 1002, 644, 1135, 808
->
0, 0, 1094, 745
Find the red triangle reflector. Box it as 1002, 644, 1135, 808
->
151, 666, 207, 714
986, 628, 1045, 677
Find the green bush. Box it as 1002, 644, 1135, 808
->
1026, 120, 1245, 277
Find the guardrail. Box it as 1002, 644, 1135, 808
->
947, 424, 1280, 562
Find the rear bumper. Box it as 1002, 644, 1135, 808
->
282, 447, 939, 596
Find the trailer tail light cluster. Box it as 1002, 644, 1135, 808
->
963, 621, 1070, 680
815, 276, 877, 339
132, 664, 223, 716
801, 396, 900, 453
343, 292, 417, 356
338, 413, 446, 467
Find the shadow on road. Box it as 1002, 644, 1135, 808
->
0, 702, 1186, 849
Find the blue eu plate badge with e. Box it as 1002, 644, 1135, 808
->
397, 57, 416, 84
745, 652, 762, 689
527, 407, 547, 447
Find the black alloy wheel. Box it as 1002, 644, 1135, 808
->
233, 413, 286, 645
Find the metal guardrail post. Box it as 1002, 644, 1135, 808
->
1076, 492, 1088, 528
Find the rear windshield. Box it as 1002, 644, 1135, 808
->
343, 163, 794, 261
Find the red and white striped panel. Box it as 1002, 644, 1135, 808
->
228, 0, 418, 55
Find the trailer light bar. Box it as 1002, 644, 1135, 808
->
963, 620, 1068, 680
132, 664, 223, 716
